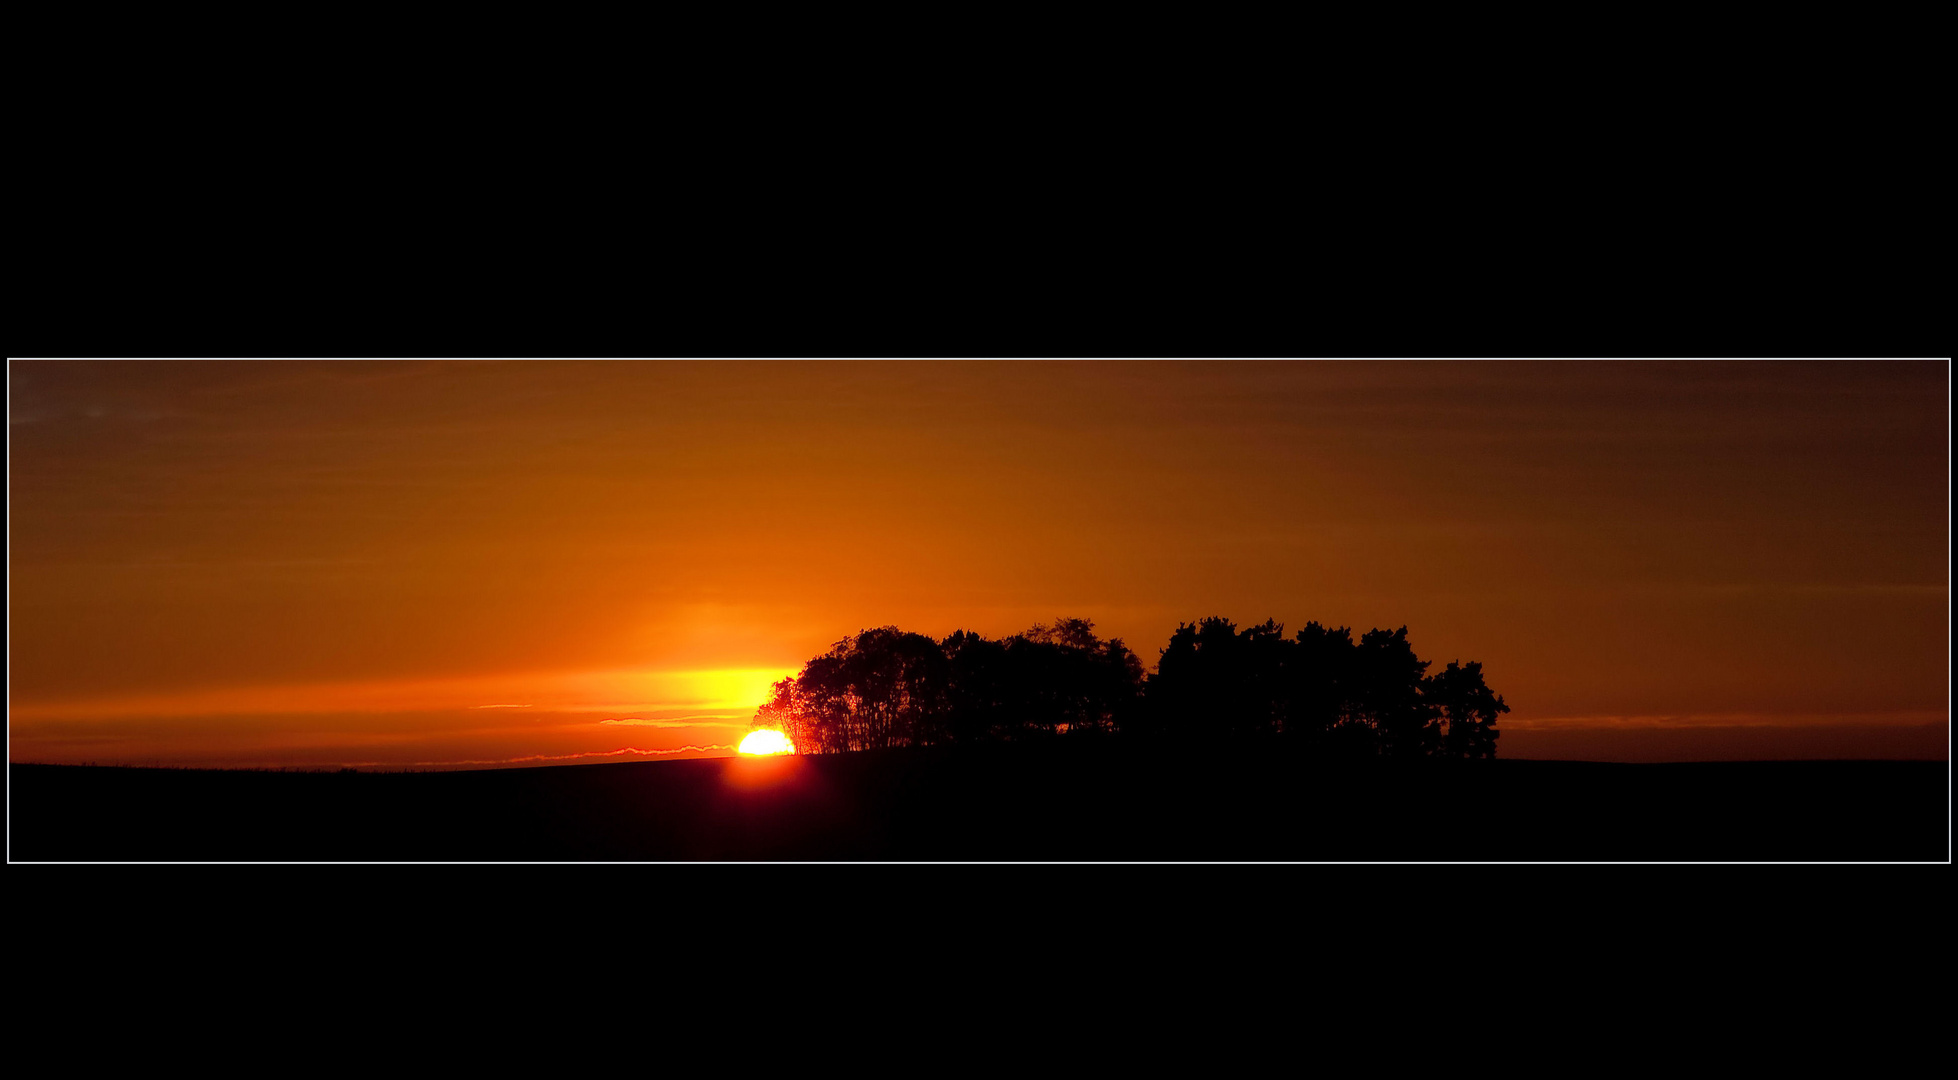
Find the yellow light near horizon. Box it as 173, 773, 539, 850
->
739, 729, 795, 756
694, 669, 796, 711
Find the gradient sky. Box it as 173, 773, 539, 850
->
8, 358, 1949, 767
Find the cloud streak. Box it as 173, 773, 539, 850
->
598, 715, 748, 727
1505, 710, 1947, 731
397, 745, 735, 767
8, 668, 792, 721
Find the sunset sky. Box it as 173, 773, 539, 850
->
8, 358, 1948, 767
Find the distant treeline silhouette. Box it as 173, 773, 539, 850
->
754, 617, 1506, 758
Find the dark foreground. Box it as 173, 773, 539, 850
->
9, 741, 1950, 861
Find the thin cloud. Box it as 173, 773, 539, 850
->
403, 745, 735, 767
599, 715, 747, 727
8, 667, 791, 721
1505, 710, 1947, 731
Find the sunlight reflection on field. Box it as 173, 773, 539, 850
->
722, 753, 809, 792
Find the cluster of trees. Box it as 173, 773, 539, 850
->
753, 619, 1145, 754
753, 617, 1507, 759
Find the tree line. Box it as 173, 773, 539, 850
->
753, 617, 1506, 758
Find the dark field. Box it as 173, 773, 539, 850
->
9, 741, 1950, 861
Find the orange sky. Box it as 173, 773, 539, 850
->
8, 358, 1949, 766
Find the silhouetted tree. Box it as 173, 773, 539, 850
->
1288, 621, 1357, 746
996, 619, 1143, 739
1347, 627, 1438, 757
1427, 660, 1507, 759
941, 629, 1012, 744
1023, 617, 1100, 651
754, 677, 811, 750
1147, 617, 1296, 739
1097, 636, 1147, 733
756, 627, 948, 753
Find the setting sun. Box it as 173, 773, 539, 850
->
738, 729, 795, 756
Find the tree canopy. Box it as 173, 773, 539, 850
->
754, 617, 1506, 759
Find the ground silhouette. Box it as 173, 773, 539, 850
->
10, 750, 1945, 861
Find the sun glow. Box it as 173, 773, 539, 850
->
738, 729, 795, 756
